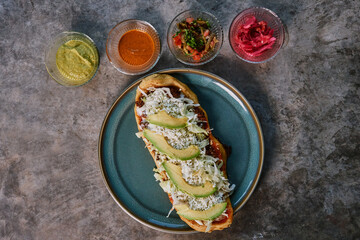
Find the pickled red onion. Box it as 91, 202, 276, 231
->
235, 16, 276, 57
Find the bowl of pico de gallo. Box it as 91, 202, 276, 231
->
167, 10, 223, 66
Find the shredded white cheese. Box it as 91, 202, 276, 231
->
205, 220, 212, 232
137, 87, 235, 223
166, 205, 175, 218
195, 220, 203, 225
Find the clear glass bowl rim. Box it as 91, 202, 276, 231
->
106, 19, 162, 75
229, 6, 285, 64
45, 31, 100, 87
167, 9, 224, 66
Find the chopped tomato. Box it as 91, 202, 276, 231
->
173, 34, 182, 48
191, 49, 198, 55
186, 45, 195, 53
193, 54, 201, 61
186, 17, 194, 23
203, 29, 210, 37
174, 17, 216, 62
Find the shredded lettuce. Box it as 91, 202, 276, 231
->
205, 220, 212, 232
135, 132, 143, 138
195, 220, 203, 225
166, 205, 175, 218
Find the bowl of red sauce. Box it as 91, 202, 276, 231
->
106, 20, 161, 75
229, 7, 285, 63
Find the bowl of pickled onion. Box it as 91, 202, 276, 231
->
229, 7, 285, 63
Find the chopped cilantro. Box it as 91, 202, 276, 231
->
173, 31, 181, 37
174, 17, 216, 61
198, 39, 204, 47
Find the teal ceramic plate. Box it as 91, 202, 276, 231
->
99, 68, 264, 233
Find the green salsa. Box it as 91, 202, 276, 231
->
56, 39, 98, 83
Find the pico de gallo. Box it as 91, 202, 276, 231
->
173, 17, 218, 62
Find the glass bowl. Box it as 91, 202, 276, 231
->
167, 10, 223, 66
229, 7, 285, 63
106, 20, 161, 75
45, 31, 99, 87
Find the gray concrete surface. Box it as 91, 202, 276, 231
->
1, 0, 359, 239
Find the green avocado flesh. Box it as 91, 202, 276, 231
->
175, 202, 228, 220
143, 129, 200, 160
162, 161, 217, 198
147, 111, 188, 129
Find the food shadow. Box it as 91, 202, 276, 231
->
71, 16, 109, 58
200, 55, 277, 187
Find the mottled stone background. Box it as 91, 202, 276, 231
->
0, 0, 359, 239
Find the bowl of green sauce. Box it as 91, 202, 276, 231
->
45, 31, 99, 87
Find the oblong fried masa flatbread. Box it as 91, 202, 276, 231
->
134, 74, 233, 232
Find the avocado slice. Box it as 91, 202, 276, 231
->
175, 202, 228, 220
162, 161, 217, 198
143, 129, 200, 160
148, 111, 188, 129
